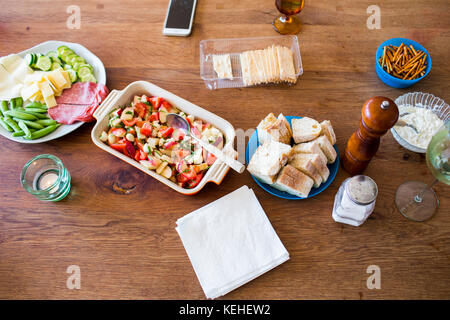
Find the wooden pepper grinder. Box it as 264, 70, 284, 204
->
342, 96, 399, 175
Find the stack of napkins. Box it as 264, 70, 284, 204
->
176, 185, 289, 299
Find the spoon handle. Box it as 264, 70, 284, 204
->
194, 137, 245, 173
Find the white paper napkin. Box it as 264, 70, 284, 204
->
176, 185, 289, 299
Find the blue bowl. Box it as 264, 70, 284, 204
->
245, 116, 339, 200
376, 38, 431, 89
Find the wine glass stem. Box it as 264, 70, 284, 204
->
414, 178, 439, 202
401, 178, 439, 213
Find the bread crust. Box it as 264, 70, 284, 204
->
289, 154, 323, 187
272, 165, 314, 198
320, 120, 337, 145
315, 135, 337, 163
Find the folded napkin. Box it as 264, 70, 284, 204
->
176, 185, 289, 299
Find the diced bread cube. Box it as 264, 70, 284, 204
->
272, 164, 314, 198
292, 117, 322, 144
315, 135, 337, 163
247, 140, 292, 184
278, 113, 293, 136
292, 140, 328, 165
257, 113, 292, 145
289, 153, 323, 188
320, 120, 336, 145
292, 153, 329, 183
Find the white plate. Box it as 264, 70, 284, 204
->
0, 40, 106, 144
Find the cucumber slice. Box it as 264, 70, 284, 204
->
80, 73, 97, 83
66, 54, 79, 65
47, 54, 62, 65
67, 69, 78, 83
57, 45, 69, 54
72, 56, 86, 64
51, 62, 62, 70
25, 54, 34, 66
76, 63, 93, 72
64, 64, 72, 70
46, 51, 59, 60
72, 62, 83, 71
61, 51, 74, 63
35, 56, 52, 71
77, 66, 93, 78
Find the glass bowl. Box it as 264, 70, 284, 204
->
391, 92, 450, 153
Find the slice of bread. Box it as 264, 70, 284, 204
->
320, 120, 336, 145
315, 135, 337, 163
247, 140, 292, 184
272, 165, 314, 198
257, 113, 277, 144
291, 117, 322, 144
267, 119, 291, 144
257, 113, 291, 145
289, 153, 323, 188
292, 153, 330, 182
278, 113, 293, 136
292, 140, 328, 165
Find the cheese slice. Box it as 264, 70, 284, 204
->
0, 64, 23, 99
212, 54, 233, 79
21, 83, 40, 100
44, 94, 57, 108
10, 59, 33, 83
38, 80, 54, 98
60, 70, 71, 89
0, 54, 23, 74
29, 90, 43, 102
46, 69, 67, 91
24, 71, 46, 85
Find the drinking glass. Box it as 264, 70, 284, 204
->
395, 122, 450, 221
273, 0, 305, 35
21, 154, 71, 201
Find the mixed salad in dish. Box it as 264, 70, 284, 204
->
100, 95, 225, 189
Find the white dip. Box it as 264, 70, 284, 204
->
394, 106, 444, 149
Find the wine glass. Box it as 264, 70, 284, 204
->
273, 0, 305, 35
395, 121, 450, 221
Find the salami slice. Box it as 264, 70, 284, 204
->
49, 82, 109, 125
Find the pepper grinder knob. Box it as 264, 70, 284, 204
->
342, 96, 399, 175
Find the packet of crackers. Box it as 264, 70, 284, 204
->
200, 36, 303, 90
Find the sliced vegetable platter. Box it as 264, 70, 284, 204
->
0, 40, 106, 143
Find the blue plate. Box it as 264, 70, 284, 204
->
245, 116, 339, 200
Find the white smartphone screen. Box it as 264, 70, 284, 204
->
165, 0, 195, 30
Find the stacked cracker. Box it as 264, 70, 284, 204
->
247, 114, 337, 198
240, 45, 296, 86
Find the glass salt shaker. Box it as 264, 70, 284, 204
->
332, 175, 378, 226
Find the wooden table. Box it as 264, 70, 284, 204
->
0, 0, 449, 300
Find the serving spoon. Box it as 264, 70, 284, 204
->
166, 113, 245, 173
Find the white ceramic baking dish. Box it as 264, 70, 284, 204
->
91, 81, 237, 195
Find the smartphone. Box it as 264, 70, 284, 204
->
163, 0, 197, 36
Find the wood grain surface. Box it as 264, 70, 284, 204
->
0, 0, 449, 300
